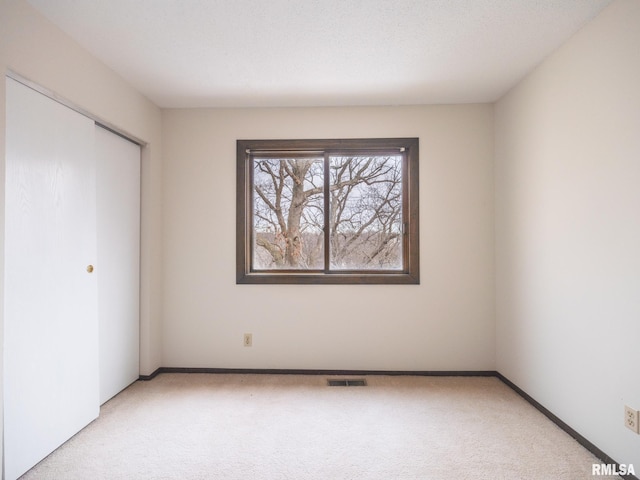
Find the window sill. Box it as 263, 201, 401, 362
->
236, 271, 420, 285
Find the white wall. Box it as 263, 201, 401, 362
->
495, 0, 640, 469
162, 105, 495, 370
0, 0, 165, 467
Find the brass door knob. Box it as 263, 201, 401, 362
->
87, 265, 94, 273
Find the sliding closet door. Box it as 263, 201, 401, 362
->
96, 125, 141, 404
4, 78, 99, 480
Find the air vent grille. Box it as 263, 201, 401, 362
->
327, 379, 367, 387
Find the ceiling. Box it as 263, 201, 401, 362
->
27, 0, 612, 108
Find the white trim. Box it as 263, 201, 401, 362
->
6, 70, 146, 146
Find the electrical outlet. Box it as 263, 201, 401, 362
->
243, 333, 252, 347
624, 405, 639, 434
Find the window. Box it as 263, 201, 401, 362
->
236, 138, 419, 284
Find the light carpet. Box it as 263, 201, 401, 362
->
20, 374, 620, 479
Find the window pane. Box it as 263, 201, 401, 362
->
252, 157, 324, 270
329, 154, 403, 270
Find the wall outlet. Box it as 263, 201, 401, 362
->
624, 405, 639, 434
243, 333, 252, 347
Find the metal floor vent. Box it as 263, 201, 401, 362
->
327, 379, 367, 387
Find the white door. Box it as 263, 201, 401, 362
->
96, 125, 141, 404
4, 78, 99, 480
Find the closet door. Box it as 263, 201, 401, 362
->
4, 78, 99, 480
96, 125, 141, 404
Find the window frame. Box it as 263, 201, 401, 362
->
236, 138, 419, 284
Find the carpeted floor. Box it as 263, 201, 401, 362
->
20, 374, 620, 479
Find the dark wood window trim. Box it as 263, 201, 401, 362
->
236, 138, 419, 285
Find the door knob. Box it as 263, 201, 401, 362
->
86, 265, 94, 273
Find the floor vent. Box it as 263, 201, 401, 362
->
327, 379, 367, 387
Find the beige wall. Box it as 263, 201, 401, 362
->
495, 0, 640, 469
0, 0, 164, 466
161, 105, 495, 370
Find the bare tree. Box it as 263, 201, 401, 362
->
253, 154, 402, 270
328, 155, 402, 269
